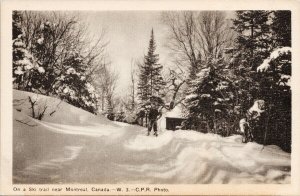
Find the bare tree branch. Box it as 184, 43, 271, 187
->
15, 119, 38, 127
162, 11, 235, 74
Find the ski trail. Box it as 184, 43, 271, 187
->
33, 119, 124, 138
13, 114, 291, 184
14, 146, 82, 183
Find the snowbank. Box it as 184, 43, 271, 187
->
123, 130, 290, 184
13, 90, 112, 126
13, 90, 124, 183
13, 90, 291, 184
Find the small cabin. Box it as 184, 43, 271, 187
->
166, 117, 186, 131
164, 104, 186, 131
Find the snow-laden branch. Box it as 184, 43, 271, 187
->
257, 47, 291, 72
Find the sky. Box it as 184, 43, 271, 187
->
81, 11, 171, 95
80, 11, 235, 96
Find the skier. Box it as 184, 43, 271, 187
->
147, 102, 162, 136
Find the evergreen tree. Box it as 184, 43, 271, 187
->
231, 11, 273, 115
271, 11, 291, 47
184, 57, 236, 135
12, 11, 46, 91
256, 47, 291, 151
231, 10, 271, 129
12, 12, 99, 114
52, 51, 98, 114
12, 11, 23, 40
137, 29, 165, 108
233, 11, 272, 69
137, 64, 151, 104
232, 10, 291, 151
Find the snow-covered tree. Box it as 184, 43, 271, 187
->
52, 52, 99, 113
229, 11, 275, 118
184, 57, 236, 135
13, 11, 46, 92
137, 29, 166, 108
256, 47, 291, 151
271, 11, 291, 48
231, 10, 291, 151
232, 11, 272, 69
12, 11, 106, 114
13, 11, 23, 40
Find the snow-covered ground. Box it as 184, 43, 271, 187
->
13, 90, 291, 184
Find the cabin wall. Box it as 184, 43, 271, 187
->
166, 117, 186, 131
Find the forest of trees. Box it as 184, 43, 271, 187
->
12, 10, 291, 151
134, 11, 291, 151
12, 11, 118, 114
161, 11, 291, 151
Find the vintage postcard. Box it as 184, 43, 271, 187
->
1, 0, 300, 195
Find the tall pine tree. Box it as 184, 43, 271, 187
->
137, 29, 165, 110
230, 11, 273, 115
233, 11, 272, 69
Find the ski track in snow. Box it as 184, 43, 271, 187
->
13, 119, 291, 184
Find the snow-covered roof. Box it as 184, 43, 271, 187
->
165, 104, 185, 118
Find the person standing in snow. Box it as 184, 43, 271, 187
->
147, 102, 162, 136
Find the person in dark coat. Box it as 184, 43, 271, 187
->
147, 102, 162, 136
